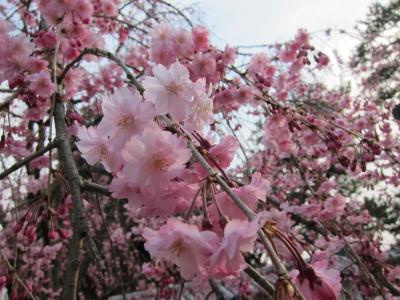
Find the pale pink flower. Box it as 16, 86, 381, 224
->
143, 218, 219, 279
264, 113, 296, 157
192, 26, 209, 51
210, 172, 268, 223
0, 35, 34, 82
173, 29, 193, 56
120, 126, 191, 191
150, 22, 174, 45
76, 126, 121, 172
207, 212, 268, 278
209, 135, 238, 169
184, 79, 214, 132
248, 53, 269, 74
137, 182, 199, 218
143, 61, 202, 121
101, 0, 118, 16
191, 53, 217, 81
222, 45, 237, 65
291, 260, 341, 300
150, 44, 175, 66
97, 87, 155, 146
235, 86, 254, 103
26, 70, 55, 98
318, 195, 347, 221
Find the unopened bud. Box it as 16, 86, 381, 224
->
338, 156, 350, 168
275, 278, 295, 300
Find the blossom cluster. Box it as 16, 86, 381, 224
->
0, 1, 399, 299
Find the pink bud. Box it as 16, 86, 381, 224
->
48, 230, 57, 240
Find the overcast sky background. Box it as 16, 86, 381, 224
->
171, 0, 387, 84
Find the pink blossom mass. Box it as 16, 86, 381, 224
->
0, 1, 398, 299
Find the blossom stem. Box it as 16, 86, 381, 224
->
161, 115, 306, 299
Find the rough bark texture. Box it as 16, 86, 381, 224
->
54, 98, 86, 300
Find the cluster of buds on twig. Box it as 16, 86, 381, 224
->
350, 138, 382, 172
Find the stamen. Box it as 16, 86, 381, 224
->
170, 239, 189, 257
118, 115, 134, 127
166, 83, 184, 96
148, 153, 168, 171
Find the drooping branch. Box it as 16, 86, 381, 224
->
0, 141, 58, 180
58, 48, 144, 94
160, 115, 305, 299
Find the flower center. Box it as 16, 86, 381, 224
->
170, 239, 189, 257
197, 101, 212, 113
96, 145, 108, 161
148, 153, 168, 171
118, 115, 134, 127
166, 82, 184, 96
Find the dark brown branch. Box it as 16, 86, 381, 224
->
54, 97, 105, 300
0, 141, 58, 180
245, 265, 275, 299
81, 180, 112, 197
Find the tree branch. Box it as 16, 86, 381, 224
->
0, 141, 58, 180
54, 97, 105, 300
58, 48, 144, 94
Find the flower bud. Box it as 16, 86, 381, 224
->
275, 278, 295, 300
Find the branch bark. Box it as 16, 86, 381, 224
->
54, 98, 105, 300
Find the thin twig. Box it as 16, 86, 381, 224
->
58, 48, 144, 94
0, 141, 58, 180
0, 250, 41, 300
0, 87, 22, 111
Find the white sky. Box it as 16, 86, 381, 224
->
172, 0, 387, 84
173, 0, 385, 45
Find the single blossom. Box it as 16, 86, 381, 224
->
120, 126, 191, 191
209, 135, 238, 169
143, 218, 219, 279
26, 70, 55, 98
207, 212, 268, 278
184, 79, 215, 132
76, 126, 121, 172
209, 172, 269, 223
97, 87, 156, 146
291, 259, 341, 300
143, 61, 203, 121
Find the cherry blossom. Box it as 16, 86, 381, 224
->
143, 61, 204, 121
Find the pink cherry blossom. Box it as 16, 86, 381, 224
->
143, 218, 219, 279
209, 172, 268, 223
119, 126, 191, 191
209, 135, 238, 169
207, 212, 268, 277
318, 195, 347, 221
26, 70, 55, 98
291, 259, 341, 300
97, 87, 155, 146
264, 113, 297, 157
143, 61, 203, 121
184, 80, 215, 132
192, 26, 209, 51
76, 126, 121, 172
